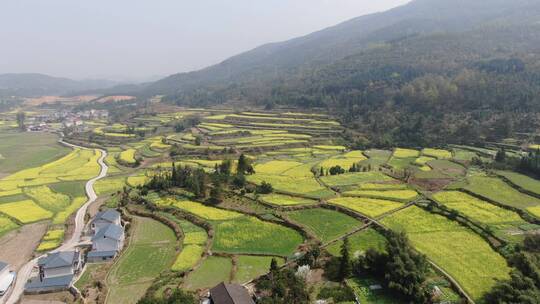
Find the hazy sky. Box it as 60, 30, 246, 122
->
0, 0, 409, 82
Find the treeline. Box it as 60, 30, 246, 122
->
143, 154, 261, 203
161, 25, 540, 148
483, 234, 540, 303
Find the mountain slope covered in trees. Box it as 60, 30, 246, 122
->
136, 0, 540, 146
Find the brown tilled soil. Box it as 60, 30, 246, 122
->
22, 291, 76, 304
0, 222, 47, 270
409, 178, 454, 192
87, 196, 108, 220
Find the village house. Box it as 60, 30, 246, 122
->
25, 251, 82, 294
0, 261, 15, 296
205, 282, 255, 304
87, 209, 125, 262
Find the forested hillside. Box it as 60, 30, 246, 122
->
132, 0, 540, 146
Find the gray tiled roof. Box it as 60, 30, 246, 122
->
94, 209, 121, 223
210, 282, 255, 304
92, 224, 124, 241
25, 274, 74, 290
38, 251, 78, 269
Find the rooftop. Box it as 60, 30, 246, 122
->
93, 209, 121, 224
210, 282, 255, 304
38, 251, 78, 269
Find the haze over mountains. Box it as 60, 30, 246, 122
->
0, 73, 121, 97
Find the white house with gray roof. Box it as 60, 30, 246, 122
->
25, 251, 82, 294
88, 209, 125, 262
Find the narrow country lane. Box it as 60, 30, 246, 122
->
3, 143, 108, 304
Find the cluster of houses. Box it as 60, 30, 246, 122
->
24, 209, 124, 294
9, 208, 256, 303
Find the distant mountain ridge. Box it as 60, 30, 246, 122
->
136, 0, 540, 98
0, 73, 120, 97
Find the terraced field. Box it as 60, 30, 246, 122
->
259, 193, 317, 206
433, 191, 528, 242
381, 206, 511, 301
328, 197, 404, 218
496, 171, 540, 196
343, 189, 418, 201
157, 198, 303, 257
463, 175, 540, 213
107, 216, 177, 304
326, 228, 386, 257
320, 172, 394, 188
287, 208, 361, 242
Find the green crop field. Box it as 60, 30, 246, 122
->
24, 186, 71, 212
326, 228, 386, 257
464, 175, 540, 210
259, 193, 317, 206
247, 173, 334, 199
184, 256, 233, 290
320, 172, 394, 188
213, 216, 303, 256
381, 206, 511, 300
107, 216, 177, 304
343, 189, 418, 201
0, 215, 18, 237
49, 181, 86, 198
452, 149, 478, 161
52, 197, 86, 225
496, 171, 540, 196
171, 218, 208, 272
169, 199, 303, 256
95, 176, 126, 195
414, 156, 436, 165
328, 197, 404, 218
388, 157, 415, 170
0, 132, 70, 174
234, 256, 284, 284
433, 191, 527, 242
356, 183, 408, 190
287, 208, 361, 242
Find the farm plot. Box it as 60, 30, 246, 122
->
95, 176, 126, 195
168, 199, 303, 256
326, 228, 386, 257
328, 197, 404, 218
393, 148, 420, 158
184, 256, 233, 290
422, 148, 452, 159
343, 189, 419, 202
118, 149, 137, 166
0, 132, 70, 174
381, 206, 511, 301
234, 256, 284, 284
496, 171, 540, 196
0, 200, 52, 223
248, 160, 334, 199
169, 217, 208, 272
0, 215, 18, 237
452, 149, 479, 161
432, 191, 528, 242
24, 186, 71, 212
320, 172, 395, 188
317, 151, 367, 171
463, 175, 540, 212
355, 183, 408, 190
107, 216, 177, 304
286, 208, 361, 243
259, 193, 317, 206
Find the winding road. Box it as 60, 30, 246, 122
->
3, 142, 108, 304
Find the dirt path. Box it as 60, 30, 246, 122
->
0, 222, 47, 270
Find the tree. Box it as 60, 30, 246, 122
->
232, 174, 246, 189
16, 111, 25, 131
256, 181, 273, 194
338, 237, 352, 281
495, 148, 506, 162
218, 159, 232, 176
329, 165, 345, 175
237, 154, 250, 175
138, 289, 197, 304
208, 181, 224, 204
